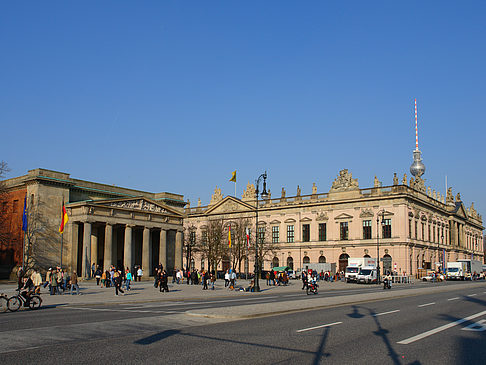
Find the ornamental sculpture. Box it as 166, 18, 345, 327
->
242, 181, 256, 202
108, 199, 168, 213
210, 186, 223, 205
330, 169, 359, 192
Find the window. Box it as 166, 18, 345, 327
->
408, 220, 412, 238
302, 224, 310, 242
258, 226, 265, 244
318, 223, 327, 241
428, 225, 431, 241
415, 221, 418, 239
287, 225, 294, 243
340, 222, 349, 240
421, 223, 425, 241
303, 256, 310, 264
318, 255, 326, 263
272, 226, 279, 243
382, 219, 392, 239
287, 256, 294, 269
433, 225, 436, 243
201, 231, 207, 245
363, 220, 371, 239
189, 231, 196, 245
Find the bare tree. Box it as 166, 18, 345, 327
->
227, 217, 252, 274
183, 223, 197, 270
249, 223, 278, 275
194, 219, 226, 273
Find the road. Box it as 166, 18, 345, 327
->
1, 281, 485, 364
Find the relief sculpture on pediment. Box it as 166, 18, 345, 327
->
108, 200, 168, 213
330, 169, 359, 192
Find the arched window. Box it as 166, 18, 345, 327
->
303, 256, 310, 264
383, 254, 392, 275
272, 257, 279, 268
287, 256, 294, 269
339, 253, 350, 272
364, 254, 371, 258
318, 255, 326, 263
201, 259, 205, 270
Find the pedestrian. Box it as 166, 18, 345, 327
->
57, 268, 64, 293
125, 268, 132, 291
17, 266, 24, 291
31, 269, 43, 294
160, 270, 169, 292
91, 263, 95, 279
302, 270, 308, 290
113, 270, 124, 296
210, 272, 216, 290
265, 271, 270, 286
101, 270, 106, 288
137, 267, 143, 282
95, 267, 102, 285
50, 269, 59, 295
225, 270, 230, 287
230, 270, 236, 288
202, 270, 209, 290
70, 271, 80, 295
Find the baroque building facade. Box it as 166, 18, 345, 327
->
0, 168, 185, 279
185, 169, 484, 277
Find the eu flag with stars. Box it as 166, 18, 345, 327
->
22, 195, 27, 232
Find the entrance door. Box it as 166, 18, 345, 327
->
339, 253, 349, 272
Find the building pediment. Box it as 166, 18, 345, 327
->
359, 209, 374, 218
334, 213, 353, 220
300, 217, 312, 222
90, 197, 182, 217
284, 218, 296, 223
454, 203, 468, 220
205, 196, 254, 215
270, 220, 281, 224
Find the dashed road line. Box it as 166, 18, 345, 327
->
448, 297, 460, 301
418, 302, 435, 308
297, 321, 342, 333
467, 294, 477, 297
372, 310, 400, 317
397, 310, 486, 344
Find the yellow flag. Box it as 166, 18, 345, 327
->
229, 170, 236, 182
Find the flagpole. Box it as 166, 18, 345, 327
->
60, 198, 64, 268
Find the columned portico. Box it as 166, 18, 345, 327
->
82, 222, 92, 278
104, 223, 113, 269
124, 225, 133, 271
142, 227, 151, 275
160, 229, 167, 270
175, 230, 183, 270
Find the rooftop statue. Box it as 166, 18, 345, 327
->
330, 169, 359, 192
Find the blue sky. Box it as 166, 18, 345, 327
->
1, 1, 485, 219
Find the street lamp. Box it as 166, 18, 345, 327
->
376, 209, 386, 284
254, 171, 268, 292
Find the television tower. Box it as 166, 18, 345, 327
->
410, 98, 426, 177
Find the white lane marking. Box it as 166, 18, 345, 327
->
373, 310, 400, 317
448, 297, 460, 301
462, 319, 486, 332
297, 321, 342, 333
397, 310, 486, 344
467, 294, 478, 297
65, 307, 156, 313
418, 302, 435, 308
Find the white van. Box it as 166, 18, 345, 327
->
357, 266, 378, 284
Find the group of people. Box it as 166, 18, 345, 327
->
16, 266, 80, 296
265, 271, 289, 286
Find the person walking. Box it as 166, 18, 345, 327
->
31, 269, 43, 294
137, 267, 143, 282
125, 269, 132, 291
95, 267, 102, 285
160, 270, 169, 292
210, 272, 216, 290
202, 270, 209, 290
224, 270, 230, 287
50, 269, 59, 295
70, 271, 80, 295
113, 270, 124, 296
230, 270, 236, 289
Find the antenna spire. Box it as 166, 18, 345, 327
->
415, 98, 418, 150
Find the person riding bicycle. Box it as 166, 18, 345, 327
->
20, 277, 35, 306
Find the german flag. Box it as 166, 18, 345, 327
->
59, 201, 69, 234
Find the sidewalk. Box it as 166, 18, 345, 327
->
0, 278, 414, 307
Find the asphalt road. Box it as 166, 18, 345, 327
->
1, 281, 485, 364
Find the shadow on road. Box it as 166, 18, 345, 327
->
368, 308, 402, 365
134, 329, 181, 345
312, 327, 331, 364
347, 305, 365, 319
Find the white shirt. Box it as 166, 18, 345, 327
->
137, 268, 143, 276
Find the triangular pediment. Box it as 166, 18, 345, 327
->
91, 196, 182, 217
205, 196, 254, 215
454, 203, 468, 219
334, 213, 354, 220
300, 217, 312, 222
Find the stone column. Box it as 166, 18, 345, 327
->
82, 222, 92, 278
175, 230, 183, 270
70, 223, 79, 273
124, 225, 133, 271
142, 227, 151, 276
159, 229, 167, 270
104, 223, 113, 270
90, 227, 98, 269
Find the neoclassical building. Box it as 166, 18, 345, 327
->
0, 168, 185, 278
185, 169, 484, 277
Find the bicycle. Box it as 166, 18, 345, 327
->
0, 293, 8, 313
7, 290, 42, 312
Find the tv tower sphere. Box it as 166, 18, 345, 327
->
410, 149, 425, 177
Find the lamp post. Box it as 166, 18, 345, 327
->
376, 209, 386, 284
254, 171, 268, 292
440, 232, 444, 273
